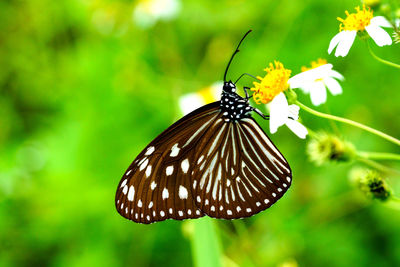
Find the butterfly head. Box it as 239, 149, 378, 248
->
223, 81, 237, 94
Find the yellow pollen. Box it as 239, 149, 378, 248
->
301, 58, 328, 72
250, 61, 291, 104
337, 5, 373, 32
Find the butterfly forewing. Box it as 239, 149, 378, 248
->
190, 117, 292, 219
115, 102, 222, 224
116, 101, 292, 224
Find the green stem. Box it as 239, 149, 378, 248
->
358, 151, 400, 161
191, 218, 223, 267
356, 157, 400, 175
295, 100, 400, 147
367, 41, 400, 69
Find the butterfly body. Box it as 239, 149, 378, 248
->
220, 81, 252, 122
115, 31, 293, 224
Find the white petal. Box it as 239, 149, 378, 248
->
309, 81, 327, 106
335, 31, 356, 57
269, 93, 288, 134
298, 83, 313, 93
287, 104, 300, 121
179, 93, 205, 115
288, 64, 332, 89
285, 120, 308, 139
328, 70, 344, 81
365, 24, 392, 46
299, 81, 318, 95
324, 77, 342, 95
370, 16, 393, 28
328, 31, 345, 54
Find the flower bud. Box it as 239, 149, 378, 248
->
349, 168, 391, 201
307, 132, 356, 165
363, 0, 380, 9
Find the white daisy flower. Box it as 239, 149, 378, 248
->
179, 82, 222, 115
133, 0, 181, 29
393, 18, 400, 44
328, 5, 393, 57
269, 93, 308, 139
251, 61, 308, 138
292, 59, 344, 106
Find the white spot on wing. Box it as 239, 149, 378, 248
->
178, 210, 183, 216
120, 179, 127, 188
150, 181, 157, 190
122, 185, 128, 195
170, 143, 180, 157
178, 185, 188, 199
127, 186, 135, 201
138, 200, 142, 207
145, 165, 152, 178
256, 202, 261, 207
166, 166, 174, 176
148, 201, 153, 208
160, 211, 165, 217
139, 158, 149, 171
181, 159, 189, 173
246, 208, 252, 213
145, 146, 155, 156
162, 188, 169, 199
227, 210, 232, 215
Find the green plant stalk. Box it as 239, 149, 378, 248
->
356, 157, 399, 174
191, 218, 222, 267
358, 151, 400, 161
295, 101, 400, 147
367, 41, 400, 69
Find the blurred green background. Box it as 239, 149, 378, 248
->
1, 0, 400, 266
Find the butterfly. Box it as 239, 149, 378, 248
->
115, 30, 292, 224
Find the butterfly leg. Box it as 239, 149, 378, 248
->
243, 86, 250, 99
243, 87, 255, 100
252, 107, 270, 120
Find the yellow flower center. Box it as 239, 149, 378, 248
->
337, 5, 373, 32
250, 61, 291, 104
301, 58, 327, 72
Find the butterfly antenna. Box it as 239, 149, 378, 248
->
223, 30, 252, 82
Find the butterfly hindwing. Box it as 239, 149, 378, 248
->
191, 117, 292, 219
115, 102, 221, 224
